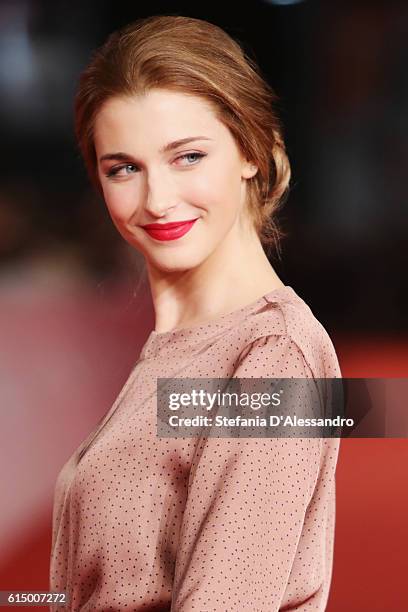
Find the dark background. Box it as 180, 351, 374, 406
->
0, 0, 406, 332
0, 2, 407, 611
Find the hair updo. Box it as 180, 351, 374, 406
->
74, 14, 291, 256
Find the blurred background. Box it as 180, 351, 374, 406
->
0, 0, 407, 610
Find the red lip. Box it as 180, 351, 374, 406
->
141, 218, 199, 241
141, 219, 198, 229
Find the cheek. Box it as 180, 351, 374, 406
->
103, 184, 140, 222
192, 161, 241, 215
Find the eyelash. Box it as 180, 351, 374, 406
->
105, 152, 207, 178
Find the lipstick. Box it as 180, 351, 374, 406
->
141, 219, 198, 241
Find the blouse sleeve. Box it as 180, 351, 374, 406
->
171, 334, 330, 611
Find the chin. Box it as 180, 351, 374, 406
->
147, 245, 212, 274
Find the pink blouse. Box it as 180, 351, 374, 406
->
49, 285, 341, 610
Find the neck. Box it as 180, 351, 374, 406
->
146, 221, 285, 333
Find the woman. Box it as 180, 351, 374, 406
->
50, 15, 341, 611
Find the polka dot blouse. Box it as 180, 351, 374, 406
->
49, 285, 341, 611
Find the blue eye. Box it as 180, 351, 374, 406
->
105, 152, 206, 179
177, 152, 206, 165
106, 164, 137, 178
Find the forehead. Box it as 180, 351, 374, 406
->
94, 89, 222, 143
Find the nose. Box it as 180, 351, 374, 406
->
143, 170, 178, 218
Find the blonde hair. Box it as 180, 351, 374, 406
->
74, 14, 291, 256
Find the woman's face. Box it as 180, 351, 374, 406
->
94, 88, 258, 273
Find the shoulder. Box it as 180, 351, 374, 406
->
231, 286, 341, 379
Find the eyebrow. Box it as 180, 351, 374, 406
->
99, 136, 213, 163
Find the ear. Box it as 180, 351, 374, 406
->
241, 160, 258, 179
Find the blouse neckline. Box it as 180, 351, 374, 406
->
139, 285, 296, 360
